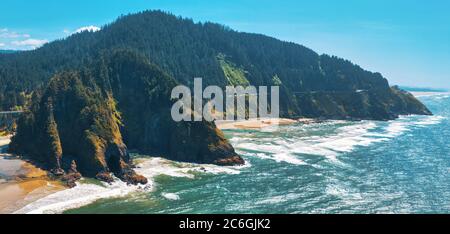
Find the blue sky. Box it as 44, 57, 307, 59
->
1, 0, 449, 89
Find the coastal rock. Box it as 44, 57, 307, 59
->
61, 172, 82, 188
95, 172, 115, 184
117, 165, 148, 185
0, 11, 431, 122
8, 50, 244, 186
214, 155, 246, 166
101, 51, 243, 165
61, 160, 82, 188
2, 11, 433, 185
9, 69, 148, 185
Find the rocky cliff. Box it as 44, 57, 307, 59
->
0, 11, 431, 120
1, 11, 433, 185
9, 50, 243, 185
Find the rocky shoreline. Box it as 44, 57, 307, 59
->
7, 51, 244, 188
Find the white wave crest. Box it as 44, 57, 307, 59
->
13, 156, 246, 214
414, 115, 445, 126
162, 193, 180, 200
234, 121, 384, 163
14, 180, 151, 214
135, 157, 244, 179
232, 114, 444, 166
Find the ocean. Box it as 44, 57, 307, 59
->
15, 93, 450, 214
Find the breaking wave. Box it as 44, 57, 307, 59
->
14, 157, 246, 214
230, 114, 444, 165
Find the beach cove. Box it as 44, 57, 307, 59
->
0, 136, 65, 213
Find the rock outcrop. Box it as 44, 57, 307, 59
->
2, 11, 433, 186
0, 11, 432, 120
8, 50, 243, 185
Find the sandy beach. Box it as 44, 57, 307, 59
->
215, 118, 318, 130
0, 136, 66, 213
0, 136, 11, 150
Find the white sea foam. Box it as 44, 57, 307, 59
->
162, 193, 180, 200
384, 121, 410, 138
15, 179, 151, 214
135, 157, 244, 179
379, 115, 444, 139
236, 142, 307, 165
14, 157, 246, 214
12, 113, 444, 213
325, 183, 363, 201
312, 122, 379, 152
234, 121, 387, 163
434, 95, 450, 100
255, 193, 302, 205
414, 115, 445, 126
412, 92, 450, 98
232, 114, 444, 166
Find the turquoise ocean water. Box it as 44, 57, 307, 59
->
15, 93, 450, 214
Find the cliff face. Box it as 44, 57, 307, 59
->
8, 51, 243, 185
100, 51, 243, 165
289, 86, 431, 121
9, 71, 147, 185
0, 11, 433, 187
0, 11, 431, 120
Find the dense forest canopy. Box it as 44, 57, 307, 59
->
0, 10, 430, 120
1, 10, 433, 184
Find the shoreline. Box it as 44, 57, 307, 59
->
0, 135, 12, 151
0, 136, 66, 213
0, 94, 442, 213
410, 91, 449, 97
215, 118, 318, 130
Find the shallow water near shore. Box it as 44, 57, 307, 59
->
15, 93, 450, 214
